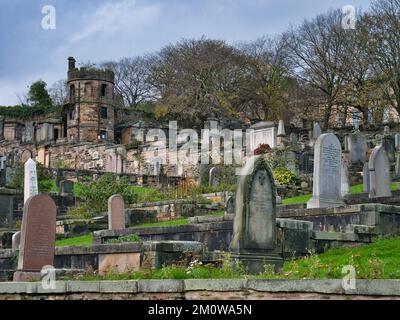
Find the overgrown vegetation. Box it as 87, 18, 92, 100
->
273, 168, 298, 186
10, 162, 58, 193
70, 173, 137, 218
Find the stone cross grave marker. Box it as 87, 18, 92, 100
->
108, 195, 126, 230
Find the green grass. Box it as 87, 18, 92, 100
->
282, 183, 400, 205
135, 218, 189, 228
134, 212, 225, 228
56, 234, 93, 247
282, 236, 400, 279
282, 194, 312, 205
65, 237, 400, 281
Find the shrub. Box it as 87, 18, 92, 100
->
254, 144, 272, 155
273, 168, 298, 186
10, 162, 57, 192
73, 173, 137, 217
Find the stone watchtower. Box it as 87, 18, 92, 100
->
66, 57, 115, 143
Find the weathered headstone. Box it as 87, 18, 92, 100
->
12, 231, 21, 252
230, 156, 283, 274
209, 167, 220, 187
396, 154, 400, 178
60, 180, 74, 195
5, 167, 12, 186
347, 132, 368, 164
369, 146, 392, 198
313, 123, 322, 140
307, 134, 345, 209
24, 159, 38, 205
341, 163, 350, 197
225, 195, 235, 215
395, 134, 400, 151
382, 135, 396, 163
249, 121, 277, 150
277, 120, 286, 137
299, 152, 314, 174
363, 162, 370, 193
13, 195, 57, 282
108, 195, 126, 230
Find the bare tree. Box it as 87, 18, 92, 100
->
102, 56, 154, 108
366, 0, 400, 117
236, 36, 292, 121
49, 79, 68, 106
285, 9, 348, 129
149, 37, 246, 126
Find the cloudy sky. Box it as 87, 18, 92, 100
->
0, 0, 372, 105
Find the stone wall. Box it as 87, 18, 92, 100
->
0, 279, 399, 300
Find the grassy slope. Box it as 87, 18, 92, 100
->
56, 234, 93, 247
68, 237, 400, 281
282, 237, 400, 279
283, 183, 399, 205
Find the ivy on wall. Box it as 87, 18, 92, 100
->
0, 104, 61, 120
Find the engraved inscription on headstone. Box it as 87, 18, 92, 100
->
230, 156, 283, 274
16, 194, 57, 273
24, 159, 38, 205
246, 170, 274, 250
307, 133, 344, 209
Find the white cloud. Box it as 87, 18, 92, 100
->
68, 0, 161, 44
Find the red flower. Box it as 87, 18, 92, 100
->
254, 144, 272, 155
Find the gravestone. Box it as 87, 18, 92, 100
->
347, 132, 368, 164
230, 156, 283, 274
395, 134, 400, 151
284, 151, 298, 174
341, 163, 350, 197
299, 152, 314, 174
12, 231, 21, 252
24, 159, 38, 204
396, 154, 400, 178
382, 136, 396, 163
363, 162, 370, 193
307, 133, 345, 209
369, 146, 392, 198
249, 121, 277, 150
277, 120, 286, 137
108, 195, 126, 230
225, 195, 235, 215
60, 180, 74, 195
13, 194, 57, 282
313, 123, 322, 140
5, 167, 12, 186
209, 167, 220, 187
